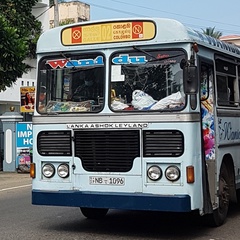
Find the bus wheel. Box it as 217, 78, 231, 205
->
80, 207, 109, 219
206, 162, 230, 227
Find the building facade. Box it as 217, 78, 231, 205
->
49, 1, 90, 28
220, 35, 240, 46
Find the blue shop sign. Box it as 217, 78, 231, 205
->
16, 122, 33, 148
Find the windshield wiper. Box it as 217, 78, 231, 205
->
60, 52, 76, 70
133, 46, 157, 60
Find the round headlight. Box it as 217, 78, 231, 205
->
42, 164, 55, 178
147, 165, 162, 181
165, 166, 180, 181
57, 164, 69, 178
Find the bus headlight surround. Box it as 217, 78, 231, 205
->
165, 165, 180, 181
147, 165, 162, 181
57, 164, 69, 178
42, 164, 55, 178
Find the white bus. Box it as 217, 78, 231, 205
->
31, 17, 240, 226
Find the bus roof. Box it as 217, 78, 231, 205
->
37, 17, 240, 56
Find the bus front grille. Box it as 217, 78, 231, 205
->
37, 130, 72, 156
143, 130, 184, 157
74, 130, 140, 172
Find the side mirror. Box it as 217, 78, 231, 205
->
183, 65, 198, 94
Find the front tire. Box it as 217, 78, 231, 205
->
205, 162, 230, 227
80, 207, 109, 219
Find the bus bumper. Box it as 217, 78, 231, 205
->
32, 190, 191, 212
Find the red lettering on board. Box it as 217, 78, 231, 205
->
46, 59, 68, 69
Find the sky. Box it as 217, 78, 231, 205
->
76, 0, 240, 36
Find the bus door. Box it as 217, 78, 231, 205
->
199, 59, 216, 212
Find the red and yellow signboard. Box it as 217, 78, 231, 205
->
61, 21, 155, 45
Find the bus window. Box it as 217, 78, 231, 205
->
216, 58, 237, 106
110, 50, 186, 111
217, 75, 229, 105
200, 64, 211, 100
228, 76, 236, 104
37, 54, 105, 113
217, 75, 236, 106
238, 65, 240, 103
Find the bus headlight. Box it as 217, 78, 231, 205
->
147, 165, 162, 181
42, 164, 55, 178
57, 164, 69, 178
165, 166, 180, 181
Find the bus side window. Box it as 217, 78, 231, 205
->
239, 66, 240, 103
217, 75, 228, 105
216, 58, 237, 106
217, 75, 236, 106
227, 77, 235, 104
200, 65, 210, 100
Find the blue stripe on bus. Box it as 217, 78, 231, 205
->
32, 190, 191, 212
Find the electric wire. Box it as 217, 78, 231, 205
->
83, 0, 240, 35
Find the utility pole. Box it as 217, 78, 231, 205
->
54, 0, 59, 27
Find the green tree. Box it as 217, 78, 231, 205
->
59, 18, 75, 26
0, 0, 42, 91
202, 27, 223, 39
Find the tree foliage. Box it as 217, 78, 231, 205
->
60, 18, 75, 26
0, 0, 42, 91
202, 27, 223, 39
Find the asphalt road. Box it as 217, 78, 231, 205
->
1, 171, 240, 240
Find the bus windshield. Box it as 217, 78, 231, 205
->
37, 53, 105, 113
37, 50, 186, 113
110, 49, 186, 111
